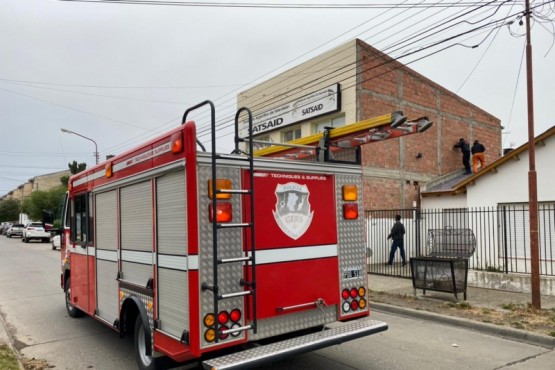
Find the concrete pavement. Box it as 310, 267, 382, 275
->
1, 273, 554, 368
369, 273, 555, 348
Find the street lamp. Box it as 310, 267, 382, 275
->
60, 128, 99, 165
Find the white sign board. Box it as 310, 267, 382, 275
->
250, 84, 341, 136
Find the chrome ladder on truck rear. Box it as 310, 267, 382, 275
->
182, 101, 258, 342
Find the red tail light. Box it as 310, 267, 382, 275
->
218, 311, 229, 325
341, 289, 350, 300
230, 309, 241, 323
343, 203, 359, 219
218, 326, 229, 340
209, 203, 233, 223
350, 300, 359, 310
350, 288, 358, 299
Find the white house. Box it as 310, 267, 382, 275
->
422, 126, 555, 209
420, 126, 555, 294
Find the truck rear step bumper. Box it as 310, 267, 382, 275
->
202, 319, 388, 370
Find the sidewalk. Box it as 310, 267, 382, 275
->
369, 274, 555, 309
368, 274, 555, 348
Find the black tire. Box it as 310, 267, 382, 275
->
42, 238, 49, 243
7, 235, 11, 238
65, 278, 84, 318
52, 244, 56, 250
134, 316, 158, 370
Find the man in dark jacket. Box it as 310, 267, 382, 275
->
471, 140, 486, 173
454, 138, 472, 174
387, 214, 406, 266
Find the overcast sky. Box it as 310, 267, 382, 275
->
1, 0, 554, 196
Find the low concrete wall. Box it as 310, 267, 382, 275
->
467, 270, 555, 296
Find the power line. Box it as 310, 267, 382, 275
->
0, 77, 243, 90
9, 0, 545, 160
59, 0, 518, 9
196, 1, 523, 141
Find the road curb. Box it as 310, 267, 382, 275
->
372, 302, 555, 349
0, 309, 24, 369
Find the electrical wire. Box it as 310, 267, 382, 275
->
59, 0, 519, 9
3, 0, 550, 162
502, 38, 526, 148
198, 5, 528, 142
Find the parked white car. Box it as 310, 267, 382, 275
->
51, 234, 61, 250
6, 223, 24, 238
22, 222, 51, 243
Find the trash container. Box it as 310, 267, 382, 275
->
410, 228, 476, 300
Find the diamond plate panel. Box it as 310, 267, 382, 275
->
120, 287, 156, 354
250, 306, 336, 340
336, 174, 368, 315
197, 164, 246, 348
204, 319, 387, 369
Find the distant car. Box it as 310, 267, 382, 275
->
51, 234, 60, 250
1, 222, 13, 235
21, 222, 51, 243
6, 223, 24, 238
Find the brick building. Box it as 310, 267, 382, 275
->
238, 39, 502, 210
1, 169, 69, 202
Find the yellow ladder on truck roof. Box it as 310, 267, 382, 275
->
251, 111, 432, 160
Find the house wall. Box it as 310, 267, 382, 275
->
356, 40, 502, 209
420, 137, 555, 210
237, 38, 502, 210
466, 136, 555, 207
419, 131, 555, 280
420, 193, 467, 209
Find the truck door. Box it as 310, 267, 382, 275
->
245, 170, 340, 320
69, 192, 94, 314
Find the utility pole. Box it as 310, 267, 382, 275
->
524, 0, 541, 309
61, 128, 99, 165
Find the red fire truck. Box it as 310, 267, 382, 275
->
59, 101, 431, 369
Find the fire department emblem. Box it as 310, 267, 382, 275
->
273, 182, 313, 240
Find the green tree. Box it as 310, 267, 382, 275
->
60, 161, 87, 187
21, 186, 67, 221
0, 199, 21, 222
68, 160, 87, 174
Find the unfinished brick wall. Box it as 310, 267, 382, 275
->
355, 40, 501, 210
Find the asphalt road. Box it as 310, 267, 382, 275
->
0, 235, 553, 370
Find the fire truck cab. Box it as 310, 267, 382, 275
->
60, 101, 430, 369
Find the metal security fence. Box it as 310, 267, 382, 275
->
366, 204, 555, 278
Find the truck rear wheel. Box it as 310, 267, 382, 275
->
134, 316, 157, 370
65, 278, 84, 318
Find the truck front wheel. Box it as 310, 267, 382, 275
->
134, 316, 157, 370
65, 278, 84, 318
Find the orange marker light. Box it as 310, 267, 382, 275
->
105, 162, 113, 178
204, 329, 216, 342
203, 313, 215, 327
171, 132, 183, 154
343, 203, 359, 220
342, 185, 358, 201
208, 179, 232, 199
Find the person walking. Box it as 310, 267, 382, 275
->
454, 138, 472, 174
471, 140, 486, 173
387, 214, 406, 266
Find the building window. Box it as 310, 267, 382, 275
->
283, 127, 301, 142
253, 135, 272, 150
313, 115, 346, 134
